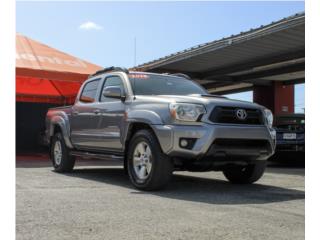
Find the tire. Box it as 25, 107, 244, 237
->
50, 132, 75, 173
123, 157, 128, 175
127, 129, 173, 191
223, 162, 266, 184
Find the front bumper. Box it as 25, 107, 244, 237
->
152, 123, 276, 161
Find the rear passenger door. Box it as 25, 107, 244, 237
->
70, 78, 102, 149
94, 75, 126, 152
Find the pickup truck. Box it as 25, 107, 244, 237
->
45, 67, 276, 190
272, 114, 305, 160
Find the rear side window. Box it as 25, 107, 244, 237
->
100, 76, 125, 102
80, 79, 100, 103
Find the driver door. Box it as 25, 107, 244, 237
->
94, 75, 127, 152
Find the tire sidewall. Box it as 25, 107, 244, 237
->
50, 133, 73, 172
127, 133, 157, 188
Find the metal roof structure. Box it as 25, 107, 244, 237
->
133, 12, 305, 94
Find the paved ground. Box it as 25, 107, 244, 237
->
16, 155, 304, 240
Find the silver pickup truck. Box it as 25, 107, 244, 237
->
45, 67, 276, 190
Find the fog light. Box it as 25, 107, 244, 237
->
180, 139, 188, 147
179, 138, 197, 149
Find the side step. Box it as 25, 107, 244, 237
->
70, 150, 124, 161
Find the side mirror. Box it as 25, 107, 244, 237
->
102, 86, 125, 101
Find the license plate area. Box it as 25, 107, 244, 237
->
283, 133, 296, 140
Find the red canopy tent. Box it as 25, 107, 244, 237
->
16, 34, 101, 151
16, 33, 101, 104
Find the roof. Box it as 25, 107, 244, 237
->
133, 12, 305, 94
16, 34, 102, 104
16, 33, 101, 76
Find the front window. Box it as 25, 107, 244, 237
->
129, 73, 207, 96
100, 76, 125, 102
79, 79, 100, 103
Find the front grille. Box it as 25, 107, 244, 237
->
209, 106, 263, 125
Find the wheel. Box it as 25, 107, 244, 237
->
127, 129, 173, 191
50, 132, 75, 173
222, 162, 266, 184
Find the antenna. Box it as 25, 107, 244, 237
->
132, 37, 137, 100
134, 37, 137, 66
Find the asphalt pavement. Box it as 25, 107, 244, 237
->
16, 155, 305, 240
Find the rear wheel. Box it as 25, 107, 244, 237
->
127, 129, 173, 190
223, 162, 266, 184
50, 132, 75, 172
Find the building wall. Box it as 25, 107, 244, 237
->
274, 83, 294, 114
253, 82, 294, 115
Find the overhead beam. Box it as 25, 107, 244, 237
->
196, 49, 305, 80
201, 78, 273, 89
202, 81, 235, 89
202, 62, 304, 86
207, 82, 253, 94
210, 87, 253, 96
235, 62, 304, 81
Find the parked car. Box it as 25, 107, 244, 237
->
273, 114, 305, 157
45, 67, 276, 190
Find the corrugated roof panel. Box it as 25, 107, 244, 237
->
153, 28, 304, 73
134, 12, 305, 73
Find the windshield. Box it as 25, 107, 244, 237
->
129, 73, 207, 96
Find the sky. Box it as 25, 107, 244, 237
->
16, 1, 305, 112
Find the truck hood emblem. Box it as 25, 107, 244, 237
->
236, 109, 247, 120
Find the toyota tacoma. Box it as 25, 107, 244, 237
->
45, 67, 276, 190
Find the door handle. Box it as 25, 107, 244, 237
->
93, 109, 101, 114
73, 111, 79, 116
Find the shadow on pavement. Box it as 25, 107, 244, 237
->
16, 155, 305, 205
61, 167, 304, 205
16, 157, 121, 168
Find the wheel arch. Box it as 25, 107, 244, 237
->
124, 122, 157, 152
49, 116, 73, 149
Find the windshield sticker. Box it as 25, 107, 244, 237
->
129, 74, 149, 79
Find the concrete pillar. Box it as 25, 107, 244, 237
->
253, 82, 294, 115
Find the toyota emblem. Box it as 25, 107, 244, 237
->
235, 109, 247, 120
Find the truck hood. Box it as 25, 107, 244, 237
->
134, 94, 264, 109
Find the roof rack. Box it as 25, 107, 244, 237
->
90, 66, 129, 77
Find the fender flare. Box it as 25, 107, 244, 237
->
49, 115, 74, 149
122, 110, 168, 153
122, 110, 163, 145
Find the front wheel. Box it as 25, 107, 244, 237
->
50, 132, 75, 173
127, 129, 173, 191
223, 162, 266, 184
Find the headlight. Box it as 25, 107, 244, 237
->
170, 103, 206, 122
264, 109, 273, 128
